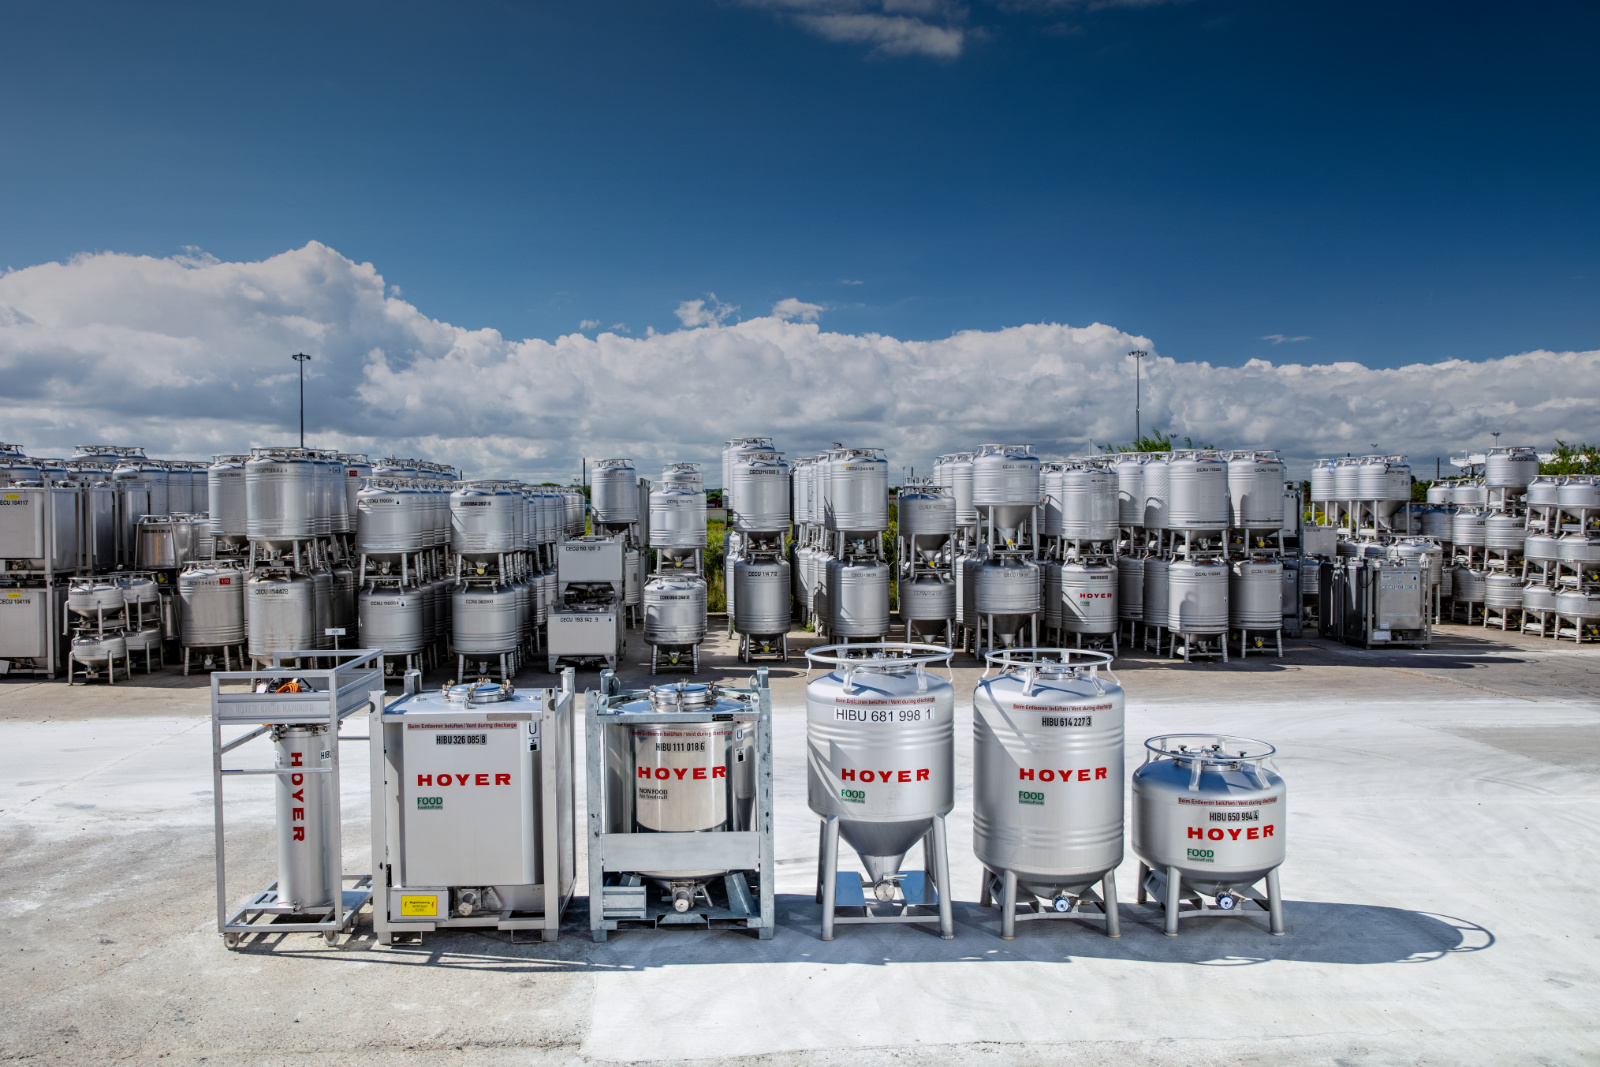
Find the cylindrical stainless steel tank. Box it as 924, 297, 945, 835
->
1132, 734, 1285, 898
1483, 514, 1527, 552
974, 554, 1041, 646
1558, 477, 1600, 511
1166, 453, 1229, 532
1114, 455, 1145, 525
245, 451, 316, 545
358, 585, 425, 655
733, 558, 790, 636
1453, 567, 1488, 604
332, 565, 356, 635
178, 565, 245, 646
624, 547, 642, 607
1555, 590, 1600, 620
1453, 480, 1486, 507
1425, 482, 1454, 506
1167, 559, 1228, 634
722, 439, 774, 509
644, 575, 708, 646
357, 484, 431, 557
452, 584, 520, 654
899, 487, 956, 562
166, 465, 194, 515
1525, 476, 1561, 507
1484, 574, 1523, 610
591, 458, 640, 527
1040, 464, 1064, 539
1229, 560, 1282, 629
1142, 456, 1171, 531
310, 569, 334, 650
826, 557, 891, 637
1117, 556, 1144, 621
246, 573, 315, 657
1332, 459, 1360, 502
71, 631, 127, 665
824, 449, 889, 534
274, 724, 335, 910
972, 445, 1041, 541
1524, 533, 1560, 562
1484, 447, 1539, 489
1420, 508, 1453, 540
973, 649, 1123, 900
1039, 560, 1063, 630
730, 452, 791, 534
114, 456, 169, 516
1522, 584, 1556, 613
649, 485, 707, 560
1452, 510, 1486, 546
1060, 562, 1116, 635
1309, 459, 1337, 503
944, 453, 977, 527
806, 645, 955, 886
1557, 536, 1600, 568
900, 571, 956, 626
340, 454, 372, 530
1388, 538, 1443, 589
451, 483, 520, 559
1143, 557, 1170, 629
1227, 452, 1286, 529
1058, 465, 1118, 541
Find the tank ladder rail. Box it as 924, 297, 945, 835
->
979, 866, 1120, 939
1137, 861, 1284, 937
816, 814, 955, 940
209, 649, 383, 949
586, 669, 776, 942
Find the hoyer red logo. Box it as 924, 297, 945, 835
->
416, 773, 512, 786
288, 751, 308, 840
1019, 766, 1108, 782
638, 766, 727, 781
1190, 825, 1275, 841
840, 767, 930, 783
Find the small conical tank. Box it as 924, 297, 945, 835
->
806, 646, 954, 887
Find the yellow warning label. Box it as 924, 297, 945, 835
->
5, 593, 20, 599
3, 494, 17, 500
399, 895, 438, 917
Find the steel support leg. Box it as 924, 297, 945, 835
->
1000, 868, 1017, 940
1266, 867, 1285, 935
819, 815, 839, 941
1164, 864, 1182, 936
932, 813, 954, 939
1136, 861, 1149, 904
979, 867, 993, 907
815, 818, 828, 904
1102, 868, 1121, 938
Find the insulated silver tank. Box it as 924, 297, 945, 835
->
1167, 559, 1228, 634
1453, 480, 1485, 507
644, 575, 708, 646
166, 465, 194, 515
1388, 538, 1443, 589
1132, 734, 1285, 898
824, 448, 889, 534
207, 456, 249, 545
1040, 464, 1064, 539
1227, 452, 1286, 530
806, 645, 955, 886
722, 438, 775, 509
1165, 453, 1229, 532
1420, 508, 1453, 540
245, 451, 316, 545
358, 484, 431, 557
1143, 557, 1170, 629
67, 576, 124, 619
1117, 556, 1144, 621
974, 554, 1041, 646
114, 456, 169, 516
1142, 456, 1171, 531
1524, 533, 1560, 562
1425, 482, 1454, 506
972, 445, 1041, 541
273, 725, 335, 910
899, 572, 956, 628
340, 454, 372, 530
591, 458, 640, 527
1557, 536, 1600, 568
451, 484, 520, 559
358, 586, 425, 655
899, 486, 956, 562
649, 485, 707, 560
1522, 584, 1556, 613
452, 584, 520, 654
1452, 510, 1486, 546
1558, 477, 1600, 511
1485, 447, 1539, 489
730, 452, 791, 534
1484, 514, 1526, 552
70, 631, 127, 665
1114, 455, 1145, 525
826, 557, 891, 637
1525, 477, 1561, 508
1332, 459, 1361, 502
246, 573, 315, 657
1555, 590, 1600, 620
1453, 567, 1487, 604
1039, 560, 1063, 630
624, 547, 641, 607
943, 453, 977, 527
1058, 465, 1118, 541
1309, 459, 1337, 503
733, 559, 790, 636
1060, 562, 1116, 636
1228, 560, 1282, 629
178, 565, 245, 646
1484, 574, 1523, 610
973, 649, 1123, 901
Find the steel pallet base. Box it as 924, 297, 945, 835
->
183, 644, 246, 676
1170, 632, 1228, 663
595, 872, 768, 936
1233, 627, 1282, 659
649, 643, 701, 674
1137, 862, 1284, 936
979, 867, 1120, 939
738, 632, 789, 663
815, 813, 954, 940
222, 875, 373, 948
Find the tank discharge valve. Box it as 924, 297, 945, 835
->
1132, 733, 1287, 936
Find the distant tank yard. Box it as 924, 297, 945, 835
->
2, 436, 1597, 1065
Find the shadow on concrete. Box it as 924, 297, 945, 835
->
229, 894, 1491, 971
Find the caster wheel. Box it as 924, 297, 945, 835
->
224, 933, 241, 949
323, 930, 339, 946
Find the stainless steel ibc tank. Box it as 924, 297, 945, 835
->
1484, 514, 1526, 552
451, 484, 519, 559
1143, 557, 1170, 630
358, 585, 425, 655
1331, 458, 1361, 502
733, 559, 790, 636
1522, 584, 1556, 614
730, 452, 791, 534
246, 573, 315, 658
1388, 538, 1443, 590
972, 444, 1041, 541
1425, 482, 1454, 506
310, 569, 335, 650
1525, 476, 1561, 508
1484, 574, 1523, 610
179, 564, 245, 646
1165, 453, 1229, 532
1453, 566, 1488, 604
358, 484, 430, 557
1452, 510, 1486, 546
1485, 446, 1539, 488
1113, 454, 1144, 526
1558, 477, 1600, 512
1309, 459, 1337, 503
1227, 452, 1285, 530
1228, 560, 1282, 629
1058, 465, 1118, 541
1421, 508, 1453, 540
590, 458, 640, 527
452, 584, 520, 654
208, 456, 249, 545
1167, 559, 1228, 634
1039, 560, 1063, 631
806, 644, 955, 898
826, 557, 890, 637
644, 575, 707, 646
941, 453, 977, 527
273, 724, 335, 911
1132, 734, 1286, 934
824, 448, 889, 534
245, 451, 316, 545
1555, 590, 1600, 621
649, 486, 707, 560
900, 572, 956, 628
973, 648, 1124, 935
1142, 456, 1171, 530
1117, 556, 1144, 621
1061, 561, 1116, 636
974, 554, 1041, 644
899, 486, 956, 561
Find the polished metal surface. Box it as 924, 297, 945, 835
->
733, 558, 790, 636
1167, 559, 1228, 634
179, 565, 245, 646
644, 574, 708, 646
358, 586, 426, 655
1060, 561, 1116, 635
1228, 560, 1282, 628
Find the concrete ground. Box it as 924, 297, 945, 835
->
2, 620, 1598, 1066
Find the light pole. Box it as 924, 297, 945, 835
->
291, 353, 313, 447
1491, 432, 1501, 449
1128, 350, 1148, 444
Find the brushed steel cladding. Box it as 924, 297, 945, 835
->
1420, 508, 1453, 539
179, 566, 245, 645
1142, 456, 1171, 530
1331, 459, 1361, 500
310, 570, 335, 649
1453, 481, 1485, 507
973, 656, 1124, 897
1059, 466, 1119, 540
1309, 459, 1337, 503
1558, 477, 1600, 510
1523, 534, 1560, 562
972, 445, 1041, 507
247, 574, 315, 657
245, 454, 315, 542
1039, 561, 1063, 628
1167, 559, 1228, 634
340, 455, 372, 530
1166, 454, 1229, 532
1143, 557, 1170, 627
645, 575, 708, 646
900, 572, 956, 621
826, 557, 891, 637
1387, 539, 1443, 588
660, 463, 702, 491
624, 548, 641, 606
1524, 476, 1561, 507
68, 577, 124, 617
731, 453, 791, 533
1114, 455, 1146, 524
1522, 584, 1556, 612
1555, 590, 1600, 620
975, 555, 1042, 615
1117, 556, 1144, 620
565, 489, 585, 538
1039, 464, 1064, 538
944, 453, 977, 526
358, 586, 425, 655
71, 632, 127, 663
114, 459, 169, 516
1557, 536, 1600, 565
1484, 447, 1540, 488
899, 489, 956, 559
274, 725, 335, 910
0, 584, 56, 658
807, 653, 955, 883
957, 552, 978, 628
734, 559, 791, 635
1484, 574, 1523, 609
649, 487, 707, 552
633, 720, 733, 832
1132, 735, 1286, 896
825, 449, 889, 533
166, 467, 193, 515
452, 585, 520, 654
1452, 567, 1488, 603
207, 457, 249, 543
1451, 510, 1486, 546
1061, 562, 1117, 634
451, 485, 520, 558
1425, 482, 1454, 505
0, 485, 79, 571
357, 485, 430, 555
722, 439, 774, 508
591, 459, 640, 526
1228, 560, 1282, 628
1484, 514, 1527, 552
1227, 453, 1286, 529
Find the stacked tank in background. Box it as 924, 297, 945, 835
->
1039, 460, 1118, 654
642, 462, 709, 673
959, 444, 1043, 656
896, 479, 957, 648
794, 446, 891, 645
723, 444, 792, 663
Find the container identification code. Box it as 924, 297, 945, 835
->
1209, 809, 1259, 823
435, 734, 487, 745
1039, 715, 1092, 727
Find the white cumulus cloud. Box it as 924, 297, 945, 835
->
674, 294, 739, 328
0, 243, 1595, 486
772, 297, 825, 322
743, 1, 968, 58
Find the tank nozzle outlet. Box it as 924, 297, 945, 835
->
1052, 896, 1072, 913
671, 886, 694, 913
1216, 891, 1236, 911
456, 889, 480, 916
873, 881, 897, 903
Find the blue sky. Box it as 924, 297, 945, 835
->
2, 0, 1597, 374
